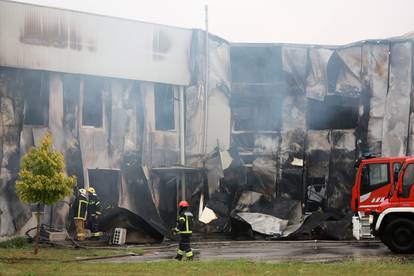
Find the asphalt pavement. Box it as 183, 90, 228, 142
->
87, 240, 413, 263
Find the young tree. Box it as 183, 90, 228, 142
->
16, 133, 77, 254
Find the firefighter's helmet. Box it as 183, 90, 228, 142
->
178, 200, 189, 208
87, 187, 96, 194
79, 188, 87, 197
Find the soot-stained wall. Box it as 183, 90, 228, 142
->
0, 11, 413, 237
0, 67, 183, 236
229, 40, 413, 216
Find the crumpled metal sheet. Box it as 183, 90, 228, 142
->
189, 30, 206, 86
363, 43, 390, 154
230, 191, 303, 238
335, 46, 362, 96
325, 130, 356, 213
236, 212, 288, 236
289, 212, 352, 240
282, 46, 308, 94
233, 191, 302, 221
278, 129, 305, 200
209, 36, 231, 96
206, 36, 231, 153
99, 207, 166, 243
185, 85, 205, 157
205, 149, 224, 196
110, 80, 139, 165
252, 157, 277, 196
305, 130, 331, 207
118, 154, 166, 239
306, 48, 333, 101
282, 95, 306, 130
186, 31, 231, 157
206, 88, 231, 152
381, 42, 412, 156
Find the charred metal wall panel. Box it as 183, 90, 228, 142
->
205, 36, 231, 152
306, 48, 333, 101
382, 42, 412, 156
230, 39, 413, 225
141, 82, 180, 168
335, 47, 362, 96
0, 68, 31, 236
362, 43, 390, 154
326, 130, 356, 213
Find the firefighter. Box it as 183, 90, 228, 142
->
173, 200, 194, 261
73, 188, 88, 241
87, 187, 103, 240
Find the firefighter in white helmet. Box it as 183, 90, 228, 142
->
73, 188, 88, 241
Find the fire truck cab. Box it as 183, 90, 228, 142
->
352, 155, 414, 253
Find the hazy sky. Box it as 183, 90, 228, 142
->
13, 0, 414, 45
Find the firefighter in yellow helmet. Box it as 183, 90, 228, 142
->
173, 200, 194, 261
73, 188, 88, 241
86, 187, 103, 240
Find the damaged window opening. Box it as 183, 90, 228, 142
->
307, 177, 325, 193
82, 77, 103, 127
23, 71, 49, 126
306, 177, 326, 212
232, 96, 282, 131
154, 83, 175, 131
88, 169, 120, 209
232, 133, 255, 151
306, 96, 358, 130
326, 52, 344, 93
231, 46, 284, 83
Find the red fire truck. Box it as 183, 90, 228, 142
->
352, 155, 414, 253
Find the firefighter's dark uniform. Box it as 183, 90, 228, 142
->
174, 210, 194, 260
73, 193, 88, 241
87, 192, 103, 239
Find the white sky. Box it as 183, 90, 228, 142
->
12, 0, 414, 45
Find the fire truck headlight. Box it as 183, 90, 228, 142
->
368, 214, 374, 224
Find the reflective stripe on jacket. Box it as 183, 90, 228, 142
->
73, 195, 88, 220
175, 211, 193, 235
88, 193, 101, 216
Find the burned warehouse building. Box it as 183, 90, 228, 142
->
0, 0, 413, 241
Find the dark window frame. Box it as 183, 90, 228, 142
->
154, 83, 175, 131
23, 71, 49, 126
82, 77, 103, 128
231, 96, 282, 132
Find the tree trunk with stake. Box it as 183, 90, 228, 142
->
34, 203, 41, 255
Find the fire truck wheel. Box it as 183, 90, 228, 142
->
383, 218, 414, 254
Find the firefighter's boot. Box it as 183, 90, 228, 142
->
186, 250, 193, 261
175, 249, 184, 261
